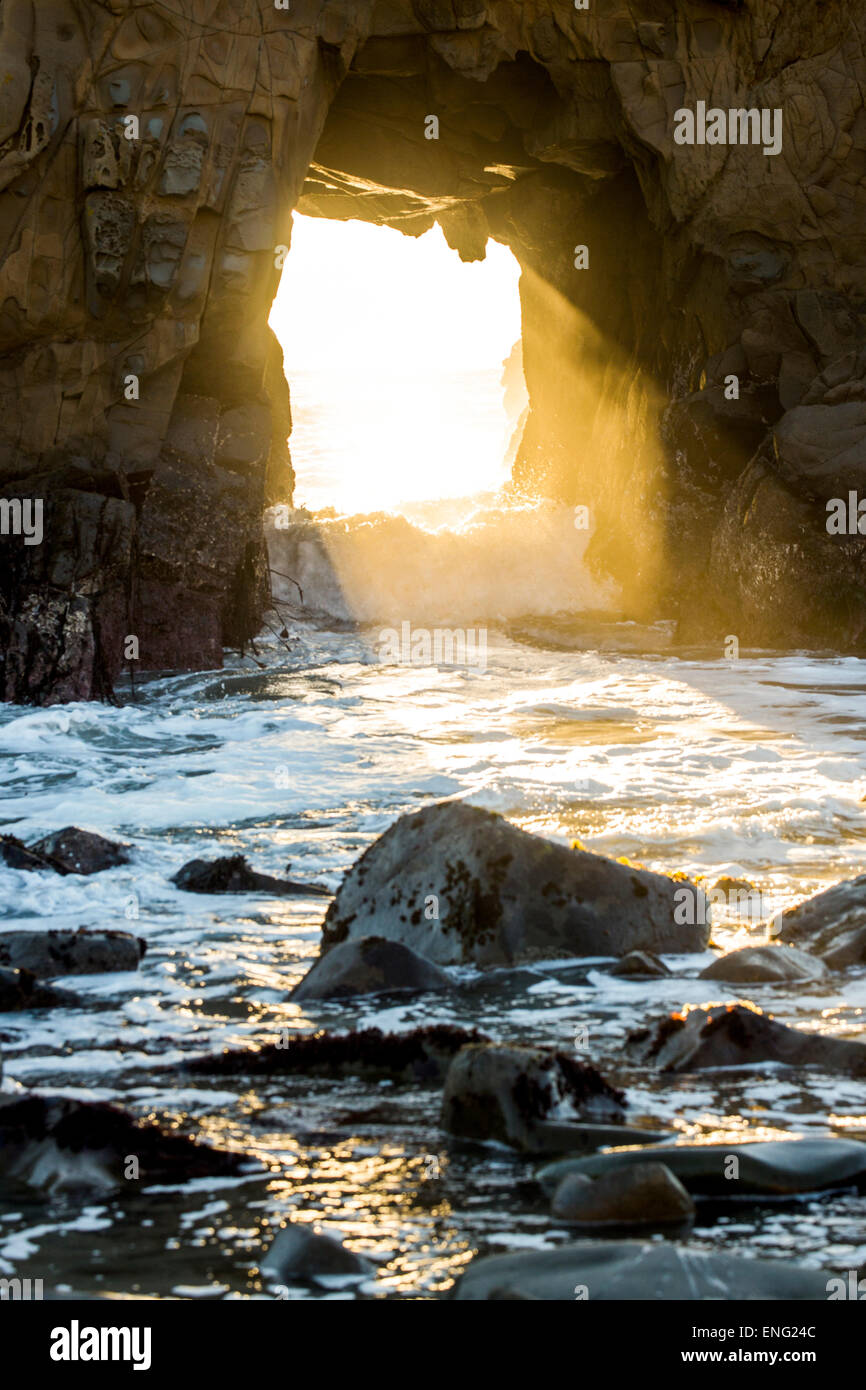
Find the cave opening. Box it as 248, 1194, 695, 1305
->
268, 212, 527, 521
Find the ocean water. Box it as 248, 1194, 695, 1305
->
2, 373, 866, 1299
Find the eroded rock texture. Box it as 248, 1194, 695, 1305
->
1, 2, 865, 700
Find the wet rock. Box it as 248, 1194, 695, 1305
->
0, 928, 145, 977
818, 927, 866, 971
538, 1136, 866, 1199
627, 1003, 866, 1074
27, 827, 130, 875
713, 876, 757, 895
260, 1223, 374, 1283
290, 935, 454, 1002
0, 833, 68, 873
774, 875, 866, 968
321, 802, 707, 966
172, 854, 330, 897
550, 1161, 695, 1229
0, 967, 80, 1011
535, 1121, 674, 1153
699, 945, 828, 983
454, 1241, 832, 1301
441, 1043, 625, 1153
186, 1024, 488, 1086
0, 1092, 248, 1195
609, 950, 671, 978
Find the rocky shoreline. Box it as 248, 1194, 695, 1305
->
3, 800, 866, 1299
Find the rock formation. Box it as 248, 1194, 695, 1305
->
627, 1001, 866, 1074
320, 800, 709, 963
440, 1040, 626, 1151
2, 2, 866, 700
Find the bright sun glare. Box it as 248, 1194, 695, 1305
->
268, 214, 524, 515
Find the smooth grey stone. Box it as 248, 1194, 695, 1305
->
538, 1136, 866, 1198
261, 1224, 374, 1283
454, 1240, 832, 1301
291, 936, 453, 1001
699, 945, 828, 982
551, 1161, 695, 1228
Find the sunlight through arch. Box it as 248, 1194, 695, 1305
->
269, 215, 526, 517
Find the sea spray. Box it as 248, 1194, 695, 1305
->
266, 498, 616, 626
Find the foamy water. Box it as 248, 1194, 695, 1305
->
2, 371, 866, 1298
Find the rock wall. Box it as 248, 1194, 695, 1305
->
1, 0, 866, 700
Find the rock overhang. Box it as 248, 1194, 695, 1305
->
2, 1, 866, 700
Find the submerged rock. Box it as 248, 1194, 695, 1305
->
28, 827, 130, 875
699, 945, 828, 983
321, 801, 707, 966
627, 1002, 866, 1074
290, 936, 453, 1002
0, 967, 80, 1011
0, 1092, 248, 1195
260, 1223, 374, 1283
609, 950, 671, 978
550, 1161, 695, 1229
454, 1240, 832, 1301
774, 876, 866, 968
441, 1043, 625, 1153
0, 928, 145, 977
538, 1136, 866, 1198
186, 1024, 488, 1086
172, 854, 329, 897
713, 876, 757, 896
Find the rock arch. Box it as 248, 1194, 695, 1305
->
1, 0, 865, 701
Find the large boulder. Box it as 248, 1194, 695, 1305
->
699, 945, 828, 983
290, 936, 453, 1002
550, 1162, 695, 1229
454, 1241, 832, 1301
441, 1042, 627, 1153
539, 1137, 866, 1199
627, 1002, 866, 1074
321, 802, 707, 966
0, 928, 144, 977
774, 875, 866, 968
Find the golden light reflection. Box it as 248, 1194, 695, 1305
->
257, 1141, 469, 1295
